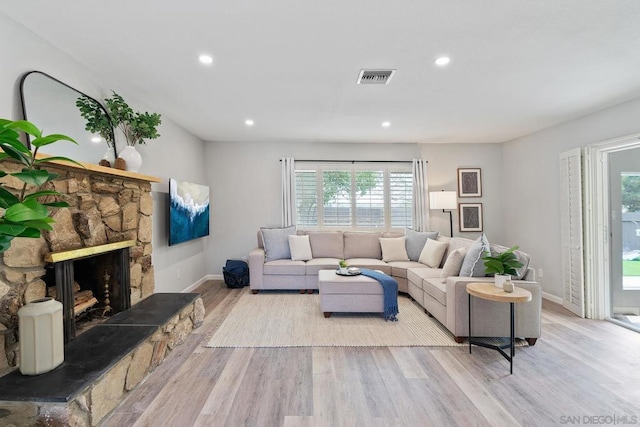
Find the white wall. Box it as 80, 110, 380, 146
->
503, 97, 640, 299
204, 141, 421, 273
1, 14, 208, 293
419, 143, 505, 244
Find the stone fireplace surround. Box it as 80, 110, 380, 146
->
0, 158, 205, 425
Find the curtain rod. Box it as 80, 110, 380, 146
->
279, 159, 421, 164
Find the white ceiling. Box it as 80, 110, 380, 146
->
3, 1, 640, 144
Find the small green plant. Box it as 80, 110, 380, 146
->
339, 259, 348, 268
0, 119, 79, 253
482, 246, 524, 276
77, 91, 161, 146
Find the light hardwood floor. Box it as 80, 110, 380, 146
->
103, 281, 640, 427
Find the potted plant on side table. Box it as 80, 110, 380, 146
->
482, 246, 524, 289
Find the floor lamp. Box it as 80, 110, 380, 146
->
429, 191, 457, 237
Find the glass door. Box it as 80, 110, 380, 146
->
610, 149, 640, 331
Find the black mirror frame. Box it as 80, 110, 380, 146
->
19, 70, 117, 162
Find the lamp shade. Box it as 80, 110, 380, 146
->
429, 191, 457, 210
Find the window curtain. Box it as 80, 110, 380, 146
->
281, 157, 296, 227
412, 159, 429, 231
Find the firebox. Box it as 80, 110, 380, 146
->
44, 240, 135, 342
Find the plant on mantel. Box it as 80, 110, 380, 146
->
0, 119, 79, 252
76, 91, 162, 147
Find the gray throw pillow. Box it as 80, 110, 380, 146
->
405, 228, 439, 262
260, 226, 296, 261
459, 234, 490, 277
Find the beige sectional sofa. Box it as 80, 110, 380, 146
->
248, 229, 541, 344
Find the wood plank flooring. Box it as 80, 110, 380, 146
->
103, 281, 640, 426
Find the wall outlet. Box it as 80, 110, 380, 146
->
537, 268, 544, 278
176, 269, 181, 279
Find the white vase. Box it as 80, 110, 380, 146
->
18, 297, 64, 375
118, 145, 142, 172
494, 274, 511, 289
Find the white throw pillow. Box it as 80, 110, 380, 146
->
418, 238, 448, 268
459, 234, 490, 277
379, 237, 410, 262
440, 247, 467, 283
288, 235, 313, 261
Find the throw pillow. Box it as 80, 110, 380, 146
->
260, 226, 296, 261
288, 235, 313, 261
459, 234, 490, 277
379, 237, 410, 262
404, 228, 439, 262
418, 238, 448, 268
440, 247, 467, 283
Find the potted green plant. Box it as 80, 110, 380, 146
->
0, 119, 79, 253
77, 91, 161, 172
482, 246, 524, 288
338, 259, 349, 274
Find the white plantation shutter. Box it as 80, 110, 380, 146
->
323, 170, 352, 227
355, 171, 384, 227
390, 171, 412, 228
295, 170, 318, 226
560, 148, 585, 317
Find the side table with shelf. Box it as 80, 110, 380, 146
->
466, 282, 532, 374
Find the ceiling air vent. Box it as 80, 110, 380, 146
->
357, 69, 396, 85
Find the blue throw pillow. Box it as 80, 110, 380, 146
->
261, 226, 296, 261
405, 228, 439, 262
459, 234, 490, 277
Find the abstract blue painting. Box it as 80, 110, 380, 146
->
169, 178, 210, 246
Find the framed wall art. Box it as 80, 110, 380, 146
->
457, 168, 482, 197
459, 203, 483, 232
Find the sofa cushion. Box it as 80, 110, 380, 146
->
289, 235, 313, 261
379, 237, 410, 262
423, 278, 447, 306
261, 226, 296, 261
305, 258, 342, 275
345, 258, 392, 275
387, 261, 425, 279
459, 234, 490, 277
343, 232, 382, 259
263, 259, 306, 275
307, 231, 344, 259
489, 244, 531, 279
405, 228, 439, 262
440, 247, 467, 283
418, 238, 448, 268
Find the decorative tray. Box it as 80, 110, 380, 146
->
335, 268, 362, 276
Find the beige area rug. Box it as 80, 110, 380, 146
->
205, 289, 466, 348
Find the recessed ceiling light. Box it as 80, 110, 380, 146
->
245, 119, 254, 126
198, 54, 213, 65
90, 136, 102, 143
382, 121, 391, 128
434, 56, 451, 67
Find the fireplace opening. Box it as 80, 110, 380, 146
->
43, 241, 134, 343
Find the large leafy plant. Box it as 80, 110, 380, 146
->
482, 246, 524, 276
77, 91, 161, 146
0, 119, 78, 253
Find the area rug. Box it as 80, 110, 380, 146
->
205, 289, 465, 348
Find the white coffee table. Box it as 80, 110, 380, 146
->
317, 270, 385, 318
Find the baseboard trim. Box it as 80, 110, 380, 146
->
542, 292, 563, 305
182, 274, 222, 293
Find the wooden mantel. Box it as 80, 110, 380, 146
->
35, 152, 162, 183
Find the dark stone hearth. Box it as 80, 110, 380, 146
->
0, 293, 199, 403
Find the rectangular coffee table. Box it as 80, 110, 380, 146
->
317, 270, 384, 318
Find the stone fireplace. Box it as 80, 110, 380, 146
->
0, 158, 156, 370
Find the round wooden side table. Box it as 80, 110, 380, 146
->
466, 282, 532, 374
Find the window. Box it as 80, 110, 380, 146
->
295, 163, 412, 230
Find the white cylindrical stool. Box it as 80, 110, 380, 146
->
18, 297, 64, 375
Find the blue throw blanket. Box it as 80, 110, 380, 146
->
360, 269, 399, 321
